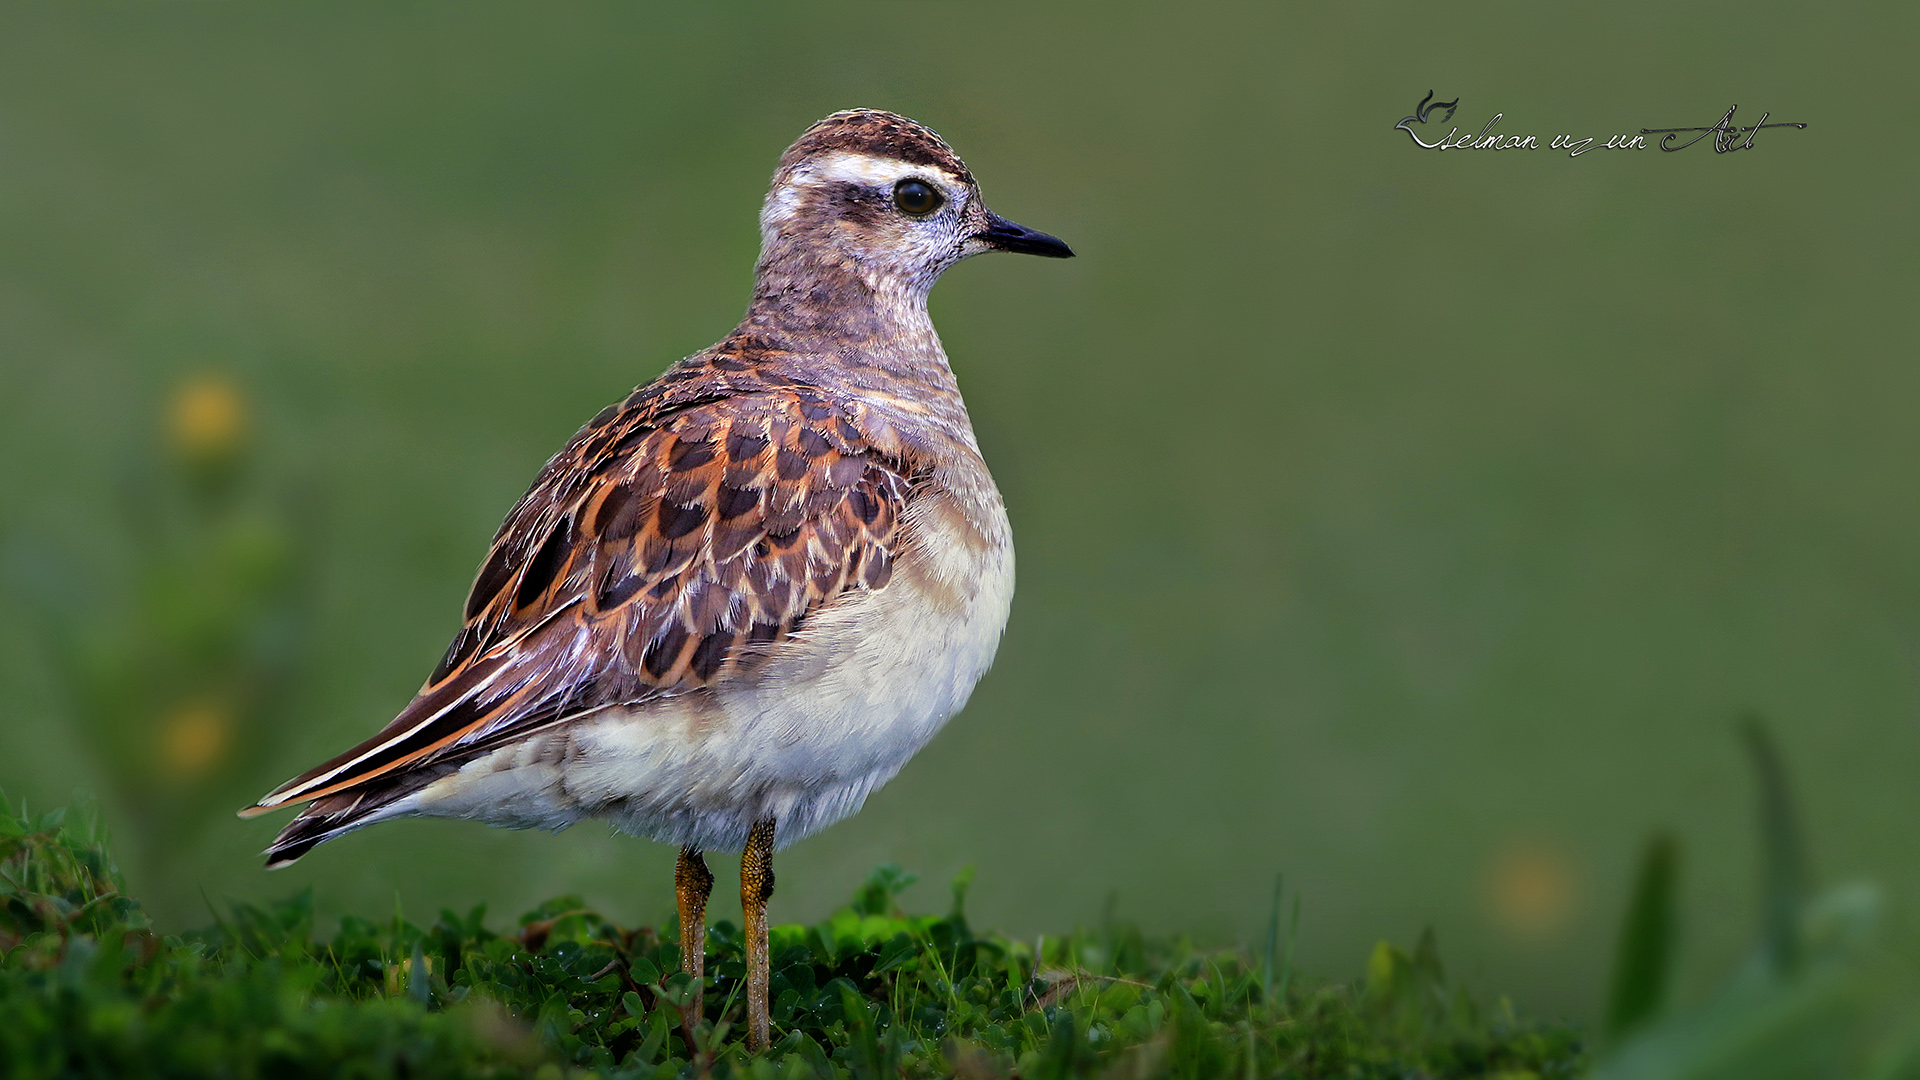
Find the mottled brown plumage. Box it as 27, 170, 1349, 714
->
262, 366, 914, 836
243, 108, 1071, 1052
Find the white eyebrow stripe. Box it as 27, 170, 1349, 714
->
805, 151, 958, 188
761, 152, 961, 232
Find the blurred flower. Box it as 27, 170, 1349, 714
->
1486, 840, 1577, 941
168, 377, 247, 463
11, 370, 313, 918
159, 698, 231, 781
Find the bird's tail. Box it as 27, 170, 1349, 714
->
256, 771, 439, 868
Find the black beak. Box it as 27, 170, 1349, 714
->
974, 212, 1075, 258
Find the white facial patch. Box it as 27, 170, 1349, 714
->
760, 152, 962, 234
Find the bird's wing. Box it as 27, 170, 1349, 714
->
246, 382, 913, 818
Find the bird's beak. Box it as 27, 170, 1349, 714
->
974, 212, 1075, 258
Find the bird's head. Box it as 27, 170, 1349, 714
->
756, 109, 1072, 300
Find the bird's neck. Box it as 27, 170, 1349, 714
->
739, 244, 953, 388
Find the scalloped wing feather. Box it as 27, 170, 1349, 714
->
248, 380, 914, 820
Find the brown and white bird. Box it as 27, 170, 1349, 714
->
240, 109, 1071, 1051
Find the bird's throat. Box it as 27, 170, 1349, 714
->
740, 246, 951, 383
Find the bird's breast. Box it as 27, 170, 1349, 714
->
548, 475, 1013, 848
716, 479, 1014, 782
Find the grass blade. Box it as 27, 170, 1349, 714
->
1261, 873, 1281, 1003
1742, 716, 1807, 975
1604, 832, 1678, 1040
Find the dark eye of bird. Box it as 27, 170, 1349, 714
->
893, 179, 943, 217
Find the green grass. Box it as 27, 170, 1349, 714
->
1, 800, 1584, 1079
10, 724, 1912, 1078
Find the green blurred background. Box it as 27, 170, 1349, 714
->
1, 2, 1911, 1026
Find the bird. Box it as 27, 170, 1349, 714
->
240, 108, 1072, 1052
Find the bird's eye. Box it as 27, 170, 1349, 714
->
893, 179, 944, 217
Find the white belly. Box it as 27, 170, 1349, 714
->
406, 486, 1013, 852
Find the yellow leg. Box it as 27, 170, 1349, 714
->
675, 847, 713, 1026
741, 818, 777, 1052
